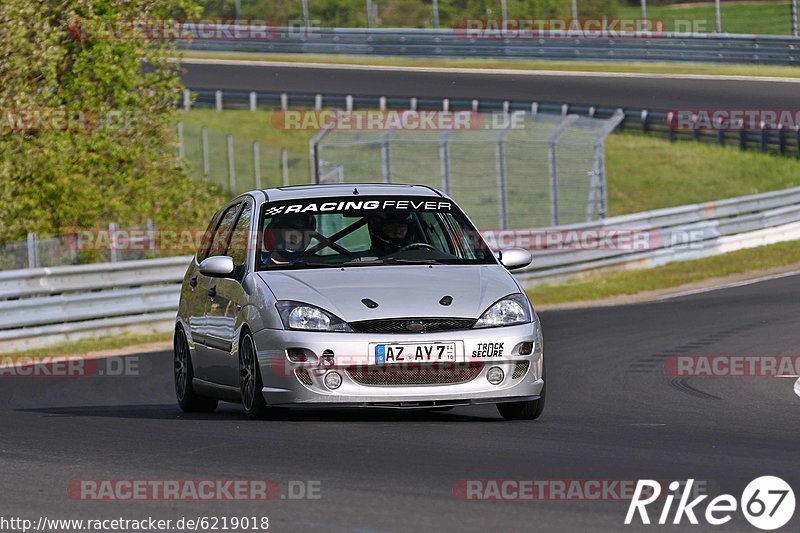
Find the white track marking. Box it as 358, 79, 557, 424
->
175, 57, 800, 84
649, 269, 800, 303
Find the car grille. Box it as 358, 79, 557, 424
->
346, 363, 483, 386
512, 361, 530, 379
348, 317, 476, 334
295, 369, 313, 386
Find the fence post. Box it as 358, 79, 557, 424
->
226, 134, 236, 194
495, 126, 511, 230
315, 94, 323, 111
410, 97, 417, 111
201, 126, 210, 177
281, 93, 288, 111
443, 98, 449, 112
108, 223, 119, 263
346, 95, 353, 112
253, 141, 262, 189
282, 148, 290, 186
439, 132, 451, 196
379, 96, 387, 111
183, 89, 192, 111
215, 90, 223, 112
472, 99, 479, 112
146, 219, 158, 257
432, 0, 440, 29
793, 0, 799, 37
26, 232, 39, 269
760, 122, 768, 152
309, 126, 332, 184
548, 115, 580, 226
641, 109, 649, 133
249, 91, 257, 112
381, 131, 393, 183
177, 122, 185, 159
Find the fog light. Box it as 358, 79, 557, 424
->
286, 348, 307, 362
324, 371, 342, 390
518, 342, 533, 356
486, 367, 504, 385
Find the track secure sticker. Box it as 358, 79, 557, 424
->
472, 342, 504, 358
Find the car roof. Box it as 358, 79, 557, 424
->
260, 183, 445, 202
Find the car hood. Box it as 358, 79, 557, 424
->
257, 265, 520, 322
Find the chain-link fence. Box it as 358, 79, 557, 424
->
311, 111, 623, 230
178, 122, 310, 195
0, 222, 158, 271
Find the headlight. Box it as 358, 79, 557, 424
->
473, 294, 532, 328
275, 301, 353, 332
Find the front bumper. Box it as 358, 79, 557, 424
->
252, 322, 543, 407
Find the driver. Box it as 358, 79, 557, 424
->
261, 213, 316, 265
368, 212, 416, 257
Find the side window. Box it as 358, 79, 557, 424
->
197, 209, 224, 262
207, 204, 241, 258
228, 202, 253, 267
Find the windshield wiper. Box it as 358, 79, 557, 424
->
341, 257, 443, 266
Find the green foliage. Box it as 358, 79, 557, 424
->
0, 0, 223, 244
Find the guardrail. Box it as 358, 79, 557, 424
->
186, 88, 800, 158
180, 28, 800, 65
3, 186, 800, 351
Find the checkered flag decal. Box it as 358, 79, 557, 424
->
264, 205, 285, 216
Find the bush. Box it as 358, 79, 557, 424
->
0, 0, 222, 244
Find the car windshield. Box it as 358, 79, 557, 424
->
256, 195, 496, 270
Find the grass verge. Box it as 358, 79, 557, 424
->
179, 51, 800, 79
2, 332, 172, 360
527, 239, 800, 306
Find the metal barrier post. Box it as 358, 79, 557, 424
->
253, 142, 262, 189
226, 134, 236, 193
548, 115, 580, 226
201, 127, 210, 177
215, 90, 223, 112
26, 232, 39, 269
282, 148, 290, 186
495, 125, 512, 230
381, 131, 393, 183
249, 91, 257, 112
439, 132, 451, 196
177, 122, 185, 159
183, 89, 191, 111
108, 223, 119, 263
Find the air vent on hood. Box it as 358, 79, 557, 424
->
439, 296, 453, 306
361, 298, 379, 309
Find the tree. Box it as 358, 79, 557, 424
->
0, 0, 221, 245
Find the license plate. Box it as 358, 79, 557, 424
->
374, 342, 459, 364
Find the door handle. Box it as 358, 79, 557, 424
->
208, 286, 216, 298
190, 276, 197, 288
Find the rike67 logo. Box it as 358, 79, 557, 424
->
626, 477, 795, 530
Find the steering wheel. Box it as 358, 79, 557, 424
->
399, 243, 437, 252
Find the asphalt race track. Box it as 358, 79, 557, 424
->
180, 60, 800, 110
2, 273, 798, 532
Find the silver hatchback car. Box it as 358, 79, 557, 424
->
174, 184, 545, 420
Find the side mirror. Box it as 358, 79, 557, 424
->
497, 248, 532, 271
199, 256, 235, 277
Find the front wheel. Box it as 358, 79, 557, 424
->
239, 331, 274, 419
497, 383, 545, 421
174, 328, 218, 413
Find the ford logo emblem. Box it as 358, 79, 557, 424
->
406, 321, 425, 333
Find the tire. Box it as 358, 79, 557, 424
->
497, 381, 545, 421
174, 328, 218, 413
239, 330, 274, 420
